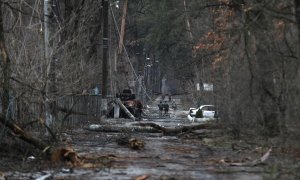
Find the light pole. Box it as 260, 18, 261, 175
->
145, 57, 152, 95
154, 60, 159, 93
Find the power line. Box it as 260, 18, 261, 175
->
109, 6, 153, 102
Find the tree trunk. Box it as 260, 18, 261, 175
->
0, 113, 81, 164
133, 122, 220, 135
295, 0, 300, 43
44, 0, 56, 132
102, 0, 109, 98
183, 0, 193, 40
0, 4, 11, 116
0, 113, 51, 154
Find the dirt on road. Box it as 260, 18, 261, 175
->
1, 97, 300, 179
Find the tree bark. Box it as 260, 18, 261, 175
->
102, 0, 109, 98
295, 0, 300, 43
44, 0, 57, 131
183, 0, 193, 40
0, 3, 11, 116
132, 122, 220, 135
0, 113, 51, 154
85, 121, 220, 135
0, 113, 82, 164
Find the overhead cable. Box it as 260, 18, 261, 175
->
110, 6, 153, 102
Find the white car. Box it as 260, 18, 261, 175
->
188, 105, 217, 121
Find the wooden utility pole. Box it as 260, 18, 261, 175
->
118, 0, 128, 55
102, 0, 109, 97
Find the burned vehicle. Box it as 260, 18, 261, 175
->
108, 89, 143, 119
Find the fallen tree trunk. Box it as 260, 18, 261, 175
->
85, 124, 159, 133
0, 113, 51, 154
85, 122, 221, 135
132, 122, 221, 135
0, 113, 82, 165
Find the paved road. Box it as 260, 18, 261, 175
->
4, 96, 265, 180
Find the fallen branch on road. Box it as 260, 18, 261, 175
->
227, 148, 272, 167
132, 122, 221, 135
218, 148, 272, 167
85, 124, 160, 133
85, 121, 221, 135
0, 113, 51, 154
0, 113, 81, 165
116, 136, 145, 150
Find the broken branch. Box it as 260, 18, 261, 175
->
132, 122, 220, 135
0, 113, 51, 154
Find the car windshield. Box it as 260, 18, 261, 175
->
201, 106, 215, 111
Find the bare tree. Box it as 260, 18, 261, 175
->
44, 0, 57, 133
0, 2, 11, 117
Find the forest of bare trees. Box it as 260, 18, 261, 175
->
144, 0, 300, 140
188, 0, 300, 143
123, 0, 300, 145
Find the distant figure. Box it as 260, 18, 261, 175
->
135, 100, 143, 119
158, 101, 163, 116
162, 94, 165, 101
163, 101, 169, 115
171, 99, 177, 110
168, 94, 172, 102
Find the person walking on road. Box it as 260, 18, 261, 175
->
163, 101, 169, 115
158, 101, 163, 116
162, 94, 165, 101
171, 99, 177, 111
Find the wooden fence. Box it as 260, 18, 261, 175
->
10, 95, 103, 130
56, 95, 102, 127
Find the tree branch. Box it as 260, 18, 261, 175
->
0, 113, 51, 155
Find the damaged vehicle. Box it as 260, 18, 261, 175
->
108, 89, 143, 119
187, 105, 218, 121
